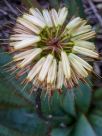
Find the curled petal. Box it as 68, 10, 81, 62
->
30, 8, 45, 22
27, 57, 46, 81
72, 46, 99, 58
61, 51, 71, 79
13, 49, 35, 61
38, 54, 53, 82
18, 48, 42, 68
66, 17, 82, 30
42, 9, 53, 27
69, 55, 88, 78
23, 14, 46, 29
73, 40, 95, 50
72, 31, 96, 40
47, 59, 57, 84
57, 61, 64, 89
58, 7, 68, 25
13, 36, 41, 50
69, 53, 93, 71
72, 25, 92, 36
50, 9, 59, 27
17, 17, 41, 34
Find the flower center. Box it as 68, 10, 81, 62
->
39, 27, 74, 58
47, 37, 59, 47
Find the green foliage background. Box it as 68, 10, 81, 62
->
0, 0, 102, 136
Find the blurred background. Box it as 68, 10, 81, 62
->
0, 0, 102, 136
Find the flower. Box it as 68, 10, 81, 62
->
8, 7, 99, 96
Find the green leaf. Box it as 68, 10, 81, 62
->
64, 0, 78, 17
0, 51, 35, 105
22, 0, 41, 8
0, 51, 11, 65
0, 109, 48, 136
0, 124, 27, 136
91, 109, 102, 117
62, 90, 76, 116
75, 83, 92, 113
63, 0, 85, 18
73, 115, 96, 136
75, 0, 85, 17
41, 91, 74, 126
89, 114, 102, 136
93, 88, 102, 110
0, 74, 31, 108
48, 91, 65, 116
41, 93, 52, 115
51, 128, 72, 136
93, 88, 102, 100
48, 0, 60, 9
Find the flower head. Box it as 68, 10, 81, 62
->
8, 7, 99, 96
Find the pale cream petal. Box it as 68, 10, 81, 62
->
13, 49, 35, 61
61, 51, 71, 79
38, 54, 53, 81
50, 9, 59, 27
72, 46, 99, 58
72, 31, 96, 40
42, 9, 53, 27
71, 69, 79, 85
73, 40, 95, 50
18, 48, 42, 68
47, 59, 57, 84
23, 14, 46, 29
69, 53, 93, 71
13, 36, 41, 50
17, 17, 41, 34
58, 7, 68, 25
27, 57, 45, 81
57, 61, 64, 89
72, 25, 92, 36
69, 55, 88, 77
66, 17, 82, 30
30, 8, 45, 22
10, 34, 39, 41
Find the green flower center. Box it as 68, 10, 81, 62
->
38, 27, 74, 59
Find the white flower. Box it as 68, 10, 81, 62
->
7, 7, 99, 95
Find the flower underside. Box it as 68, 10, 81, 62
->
8, 7, 99, 96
